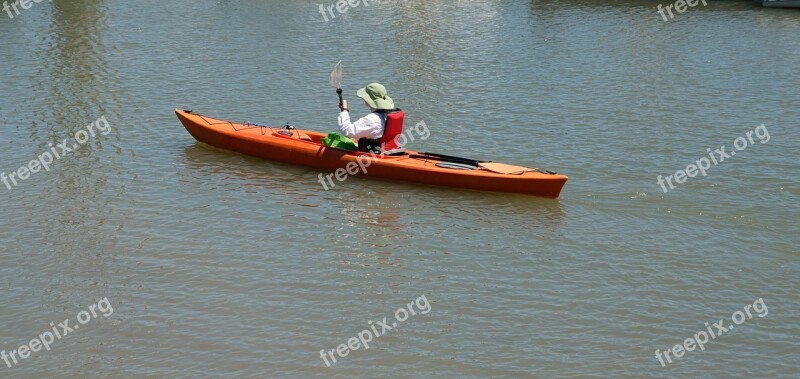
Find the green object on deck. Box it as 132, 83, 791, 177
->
321, 132, 358, 151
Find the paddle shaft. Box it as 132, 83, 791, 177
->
418, 152, 487, 166
410, 153, 483, 167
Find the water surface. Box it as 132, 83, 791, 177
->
0, 0, 798, 377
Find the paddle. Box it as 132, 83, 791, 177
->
410, 153, 482, 167
328, 61, 344, 108
414, 152, 556, 174
420, 152, 486, 165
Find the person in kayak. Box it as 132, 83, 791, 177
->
338, 82, 399, 152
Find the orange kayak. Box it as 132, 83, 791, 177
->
175, 109, 567, 197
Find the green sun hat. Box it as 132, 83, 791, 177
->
356, 83, 394, 110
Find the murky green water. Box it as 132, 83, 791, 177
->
1, 0, 798, 377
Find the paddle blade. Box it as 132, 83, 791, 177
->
328, 60, 342, 88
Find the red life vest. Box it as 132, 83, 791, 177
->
379, 109, 404, 152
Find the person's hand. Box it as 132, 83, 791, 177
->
339, 100, 348, 112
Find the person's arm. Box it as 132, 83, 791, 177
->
338, 105, 379, 140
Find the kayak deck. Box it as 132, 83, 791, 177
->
175, 109, 567, 197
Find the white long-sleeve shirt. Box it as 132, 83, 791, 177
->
338, 110, 386, 140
